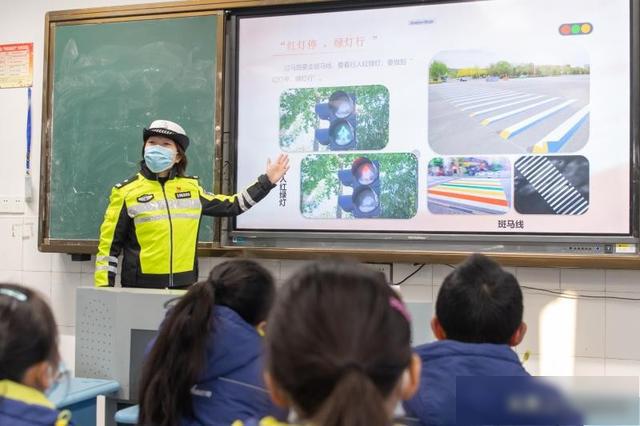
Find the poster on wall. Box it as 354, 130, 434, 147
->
0, 43, 33, 88
235, 0, 631, 236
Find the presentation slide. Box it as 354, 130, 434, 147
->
235, 0, 631, 235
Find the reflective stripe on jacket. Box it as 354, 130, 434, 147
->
95, 165, 274, 288
0, 380, 72, 426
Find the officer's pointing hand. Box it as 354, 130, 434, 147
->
266, 154, 290, 184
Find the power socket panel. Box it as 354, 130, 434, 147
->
0, 197, 25, 214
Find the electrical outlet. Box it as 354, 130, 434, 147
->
12, 198, 24, 213
0, 197, 25, 214
365, 262, 392, 281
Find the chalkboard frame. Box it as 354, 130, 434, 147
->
38, 4, 227, 254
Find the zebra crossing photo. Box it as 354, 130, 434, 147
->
428, 50, 590, 155
514, 155, 589, 215
427, 157, 511, 215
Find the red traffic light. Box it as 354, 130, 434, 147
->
352, 157, 379, 185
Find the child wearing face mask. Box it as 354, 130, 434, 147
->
94, 120, 289, 288
0, 284, 73, 426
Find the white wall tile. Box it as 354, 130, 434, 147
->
51, 272, 83, 327
0, 217, 23, 271
574, 356, 606, 376
0, 270, 22, 284
606, 270, 640, 293
80, 256, 96, 273
58, 329, 76, 377
517, 267, 561, 290
209, 256, 232, 269
22, 271, 52, 302
52, 253, 82, 273
604, 359, 640, 396
400, 284, 433, 303
503, 266, 516, 275
432, 264, 454, 286
519, 291, 558, 356
606, 295, 640, 361
280, 259, 311, 280
433, 284, 441, 304
251, 258, 281, 279
197, 257, 212, 279
80, 272, 95, 287
393, 263, 432, 286
21, 220, 52, 272
525, 355, 605, 376
560, 268, 605, 292
573, 294, 605, 358
605, 358, 640, 376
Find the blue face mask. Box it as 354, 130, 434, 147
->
144, 145, 176, 173
44, 362, 70, 405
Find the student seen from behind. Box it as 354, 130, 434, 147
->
403, 253, 581, 425
236, 261, 421, 426
0, 284, 72, 426
138, 259, 286, 426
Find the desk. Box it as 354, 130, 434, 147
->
76, 287, 184, 400
51, 377, 120, 426
114, 404, 139, 424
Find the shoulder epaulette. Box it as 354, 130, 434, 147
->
114, 174, 140, 189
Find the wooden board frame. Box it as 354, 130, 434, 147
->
38, 4, 231, 253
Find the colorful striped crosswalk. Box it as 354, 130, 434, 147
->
428, 178, 509, 214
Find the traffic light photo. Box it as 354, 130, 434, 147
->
427, 157, 511, 215
280, 85, 389, 152
300, 153, 418, 219
428, 48, 590, 155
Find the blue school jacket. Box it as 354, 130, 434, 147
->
403, 340, 581, 425
0, 380, 73, 426
153, 305, 286, 426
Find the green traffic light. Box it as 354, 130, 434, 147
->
571, 24, 581, 34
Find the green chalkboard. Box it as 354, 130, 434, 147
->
47, 14, 220, 243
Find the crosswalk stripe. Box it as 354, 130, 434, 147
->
481, 97, 559, 126
428, 189, 508, 207
460, 94, 533, 111
531, 105, 590, 153
444, 90, 513, 103
469, 95, 545, 117
499, 99, 576, 139
453, 92, 522, 106
515, 156, 587, 215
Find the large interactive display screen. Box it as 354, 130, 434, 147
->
234, 0, 632, 237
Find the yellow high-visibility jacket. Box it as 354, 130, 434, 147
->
95, 166, 274, 288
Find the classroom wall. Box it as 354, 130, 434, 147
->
2, 0, 640, 386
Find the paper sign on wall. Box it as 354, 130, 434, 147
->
0, 43, 33, 88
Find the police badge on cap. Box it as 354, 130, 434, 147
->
143, 120, 190, 151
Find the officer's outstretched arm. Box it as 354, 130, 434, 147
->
200, 174, 275, 217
